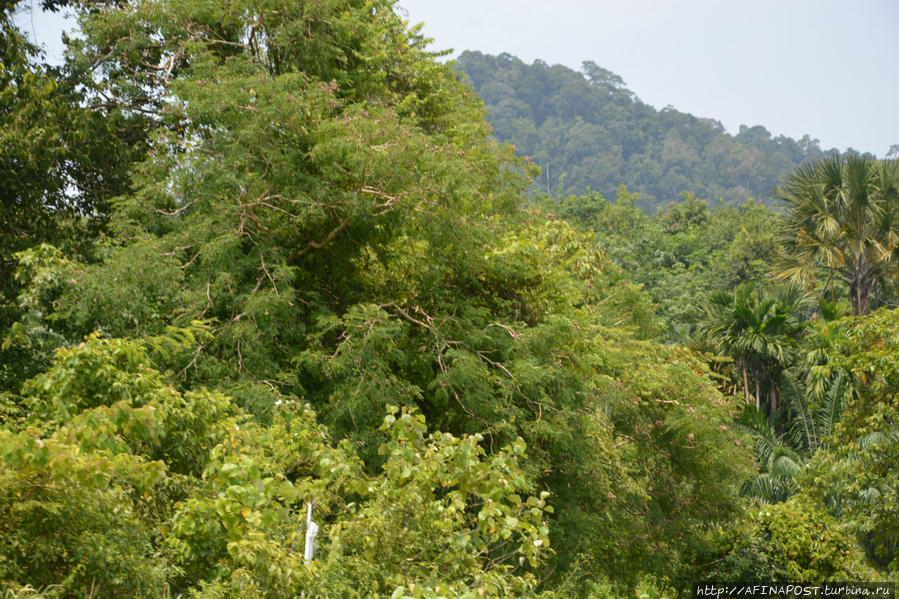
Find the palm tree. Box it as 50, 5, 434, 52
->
700, 283, 806, 412
776, 156, 899, 316
737, 372, 851, 504
737, 404, 803, 503
784, 371, 848, 455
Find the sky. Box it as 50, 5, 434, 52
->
15, 1, 898, 157
398, 0, 899, 157
13, 2, 71, 62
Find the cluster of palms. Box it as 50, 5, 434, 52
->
696, 155, 899, 503
696, 282, 845, 502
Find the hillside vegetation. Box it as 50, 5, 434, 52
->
455, 51, 873, 211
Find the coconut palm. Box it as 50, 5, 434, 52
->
776, 156, 899, 315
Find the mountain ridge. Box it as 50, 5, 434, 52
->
454, 50, 871, 212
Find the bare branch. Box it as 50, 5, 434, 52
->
292, 218, 350, 259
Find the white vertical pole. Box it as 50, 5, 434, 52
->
304, 501, 318, 563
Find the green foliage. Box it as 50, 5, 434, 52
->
1, 329, 552, 597
545, 189, 783, 341
732, 369, 851, 507
708, 498, 873, 581
0, 0, 148, 402
52, 243, 185, 339
292, 216, 751, 587
801, 309, 899, 572
699, 283, 808, 412
0, 0, 146, 307
0, 245, 78, 388
454, 51, 853, 211
776, 156, 899, 315
0, 429, 169, 596
5, 0, 893, 593
736, 405, 803, 503
313, 407, 549, 597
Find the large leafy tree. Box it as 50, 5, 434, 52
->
0, 0, 142, 242
1, 0, 758, 593
776, 155, 899, 315
0, 2, 74, 303
1, 0, 147, 364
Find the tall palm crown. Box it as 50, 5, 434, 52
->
702, 283, 806, 411
776, 156, 899, 315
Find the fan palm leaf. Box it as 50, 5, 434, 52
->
776, 156, 899, 315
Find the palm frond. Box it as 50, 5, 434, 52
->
736, 405, 780, 466
767, 447, 803, 478
784, 373, 818, 453
741, 473, 796, 504
857, 426, 899, 451
817, 372, 848, 440
857, 487, 882, 504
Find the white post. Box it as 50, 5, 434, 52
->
304, 501, 319, 563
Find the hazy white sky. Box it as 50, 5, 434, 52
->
398, 0, 898, 157
16, 1, 898, 156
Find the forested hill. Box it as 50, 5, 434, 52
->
455, 51, 867, 211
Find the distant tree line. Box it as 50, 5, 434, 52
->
455, 51, 874, 212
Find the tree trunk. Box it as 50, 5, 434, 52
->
850, 272, 874, 316
857, 280, 872, 316
741, 363, 751, 405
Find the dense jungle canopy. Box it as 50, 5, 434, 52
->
0, 1, 897, 597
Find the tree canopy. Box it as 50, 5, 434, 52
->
0, 1, 897, 596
